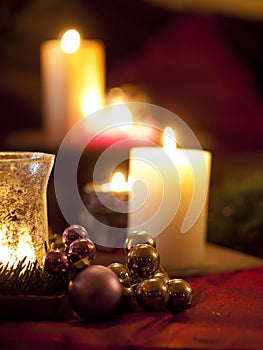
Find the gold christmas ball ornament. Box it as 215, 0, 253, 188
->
124, 230, 156, 254
167, 278, 194, 313
127, 244, 160, 279
135, 278, 169, 311
107, 262, 130, 286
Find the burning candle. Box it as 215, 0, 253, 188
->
81, 90, 159, 150
128, 127, 212, 271
100, 172, 133, 193
41, 29, 105, 143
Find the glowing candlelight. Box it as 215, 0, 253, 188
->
128, 127, 212, 270
0, 152, 54, 268
41, 28, 105, 142
0, 225, 35, 267
60, 29, 81, 53
101, 172, 133, 193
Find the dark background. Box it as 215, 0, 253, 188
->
0, 0, 263, 256
0, 0, 263, 154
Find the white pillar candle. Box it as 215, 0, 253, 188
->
41, 29, 105, 143
128, 127, 212, 271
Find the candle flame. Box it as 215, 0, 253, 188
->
101, 171, 132, 192
112, 171, 125, 185
61, 29, 81, 53
163, 126, 177, 152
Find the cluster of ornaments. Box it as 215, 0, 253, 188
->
43, 225, 96, 275
44, 226, 193, 320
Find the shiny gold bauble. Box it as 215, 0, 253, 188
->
107, 262, 130, 286
124, 230, 156, 254
127, 244, 160, 279
167, 278, 194, 312
135, 278, 169, 311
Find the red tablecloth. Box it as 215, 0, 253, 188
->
0, 266, 262, 350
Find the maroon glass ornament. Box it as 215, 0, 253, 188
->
67, 238, 96, 264
43, 249, 69, 275
68, 265, 123, 318
62, 225, 89, 249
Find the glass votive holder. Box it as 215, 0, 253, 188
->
0, 152, 54, 267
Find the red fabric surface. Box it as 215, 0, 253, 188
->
0, 266, 262, 350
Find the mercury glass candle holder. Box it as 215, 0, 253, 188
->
0, 152, 55, 267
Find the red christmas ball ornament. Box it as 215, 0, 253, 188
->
67, 238, 96, 264
43, 249, 69, 275
62, 225, 89, 249
68, 265, 123, 319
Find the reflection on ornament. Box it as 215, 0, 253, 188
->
68, 265, 123, 318
136, 278, 169, 311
